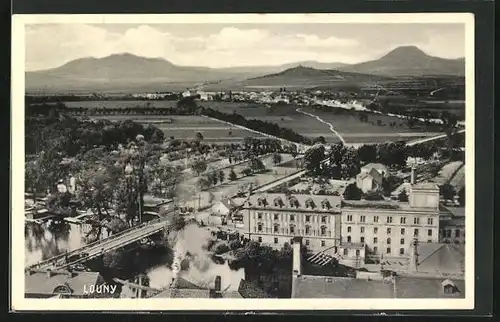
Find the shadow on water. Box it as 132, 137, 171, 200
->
25, 221, 88, 265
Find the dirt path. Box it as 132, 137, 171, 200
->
295, 107, 346, 145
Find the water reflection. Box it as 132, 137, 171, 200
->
24, 221, 103, 266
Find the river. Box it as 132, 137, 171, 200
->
25, 220, 246, 297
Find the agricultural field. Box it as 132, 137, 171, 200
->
63, 100, 178, 109
200, 102, 439, 144
86, 114, 265, 143
71, 100, 443, 145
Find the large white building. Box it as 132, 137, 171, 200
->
340, 182, 441, 262
241, 193, 342, 252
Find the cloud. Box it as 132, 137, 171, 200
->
25, 24, 362, 70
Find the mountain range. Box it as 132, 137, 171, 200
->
25, 46, 465, 93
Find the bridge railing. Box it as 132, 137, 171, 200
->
57, 223, 166, 270
26, 217, 164, 270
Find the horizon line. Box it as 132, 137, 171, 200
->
26, 45, 466, 72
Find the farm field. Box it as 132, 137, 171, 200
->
63, 100, 178, 109
72, 100, 442, 145
86, 115, 264, 143
297, 107, 443, 144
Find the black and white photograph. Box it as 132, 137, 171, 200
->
12, 13, 474, 310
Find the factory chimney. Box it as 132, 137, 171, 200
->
408, 238, 419, 272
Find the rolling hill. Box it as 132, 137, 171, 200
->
25, 54, 349, 93
337, 46, 465, 77
25, 46, 464, 93
232, 65, 393, 90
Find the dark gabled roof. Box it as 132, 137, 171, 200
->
417, 243, 464, 275
292, 276, 393, 298
25, 271, 101, 296
395, 277, 465, 298
237, 280, 271, 298
292, 275, 466, 299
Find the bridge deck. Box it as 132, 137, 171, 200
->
26, 219, 166, 271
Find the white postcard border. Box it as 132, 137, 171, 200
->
11, 13, 475, 311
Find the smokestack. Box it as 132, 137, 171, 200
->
292, 237, 302, 278
408, 238, 418, 272
410, 166, 415, 185
214, 275, 222, 293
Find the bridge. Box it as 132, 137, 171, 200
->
26, 218, 166, 271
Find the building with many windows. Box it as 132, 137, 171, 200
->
340, 182, 441, 263
241, 193, 342, 252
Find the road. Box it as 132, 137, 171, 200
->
296, 107, 346, 145
405, 129, 465, 146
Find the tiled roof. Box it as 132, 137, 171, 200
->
446, 207, 466, 217
417, 243, 465, 275
237, 279, 271, 298
25, 271, 101, 296
292, 275, 465, 298
362, 163, 388, 175
395, 276, 465, 298
246, 193, 341, 212
221, 291, 244, 298
292, 275, 394, 298
152, 288, 211, 298
411, 182, 439, 191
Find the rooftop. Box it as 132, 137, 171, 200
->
417, 243, 464, 275
292, 275, 465, 298
245, 193, 341, 212
25, 270, 101, 296
341, 199, 441, 213
411, 182, 440, 191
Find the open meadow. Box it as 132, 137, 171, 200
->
200, 101, 439, 144
69, 100, 441, 145
86, 114, 266, 143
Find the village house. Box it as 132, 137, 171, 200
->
25, 269, 105, 298
240, 193, 342, 252
355, 163, 388, 193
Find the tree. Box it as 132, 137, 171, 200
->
456, 186, 465, 206
440, 184, 456, 201
195, 132, 204, 142
329, 143, 345, 166
290, 144, 299, 160
363, 191, 384, 201
343, 183, 362, 200
241, 168, 253, 177
313, 136, 326, 144
382, 175, 402, 197
209, 172, 219, 185
218, 170, 225, 183
250, 157, 266, 173
197, 176, 211, 190
398, 190, 409, 202
357, 144, 377, 164
46, 191, 72, 215
191, 159, 208, 176
229, 168, 238, 181
272, 153, 283, 165
166, 212, 186, 233
229, 239, 242, 250
304, 145, 325, 175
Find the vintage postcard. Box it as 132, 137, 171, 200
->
11, 13, 475, 311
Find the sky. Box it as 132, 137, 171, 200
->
25, 23, 465, 71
